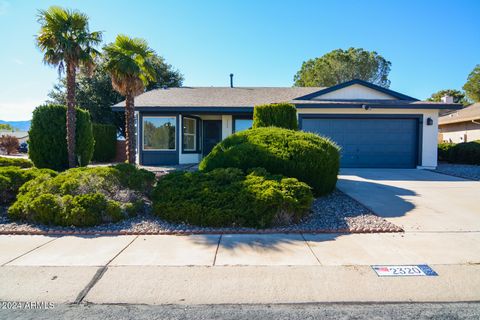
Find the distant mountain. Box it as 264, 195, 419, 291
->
0, 120, 31, 131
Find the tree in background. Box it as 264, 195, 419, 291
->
0, 135, 19, 155
427, 89, 471, 106
103, 35, 157, 164
0, 124, 14, 131
294, 48, 391, 88
36, 6, 102, 168
463, 65, 480, 103
48, 57, 183, 137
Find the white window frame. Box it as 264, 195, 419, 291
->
142, 116, 177, 151
182, 117, 197, 152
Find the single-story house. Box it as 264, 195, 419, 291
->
112, 79, 461, 169
438, 103, 480, 143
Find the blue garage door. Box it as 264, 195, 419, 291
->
301, 117, 419, 168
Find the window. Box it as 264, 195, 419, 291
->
234, 118, 253, 132
143, 116, 176, 150
183, 117, 197, 151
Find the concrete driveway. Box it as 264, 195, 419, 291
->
338, 169, 480, 232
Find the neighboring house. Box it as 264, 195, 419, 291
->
438, 103, 480, 143
0, 131, 29, 144
112, 79, 460, 169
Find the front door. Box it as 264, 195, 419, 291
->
202, 120, 222, 156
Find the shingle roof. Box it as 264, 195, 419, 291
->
114, 87, 324, 107
112, 86, 460, 110
439, 103, 480, 125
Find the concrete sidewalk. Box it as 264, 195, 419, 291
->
1, 232, 479, 304
2, 232, 480, 268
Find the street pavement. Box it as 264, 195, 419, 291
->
2, 303, 480, 320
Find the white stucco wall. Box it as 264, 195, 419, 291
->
314, 84, 396, 100
297, 108, 439, 168
134, 111, 140, 165
221, 115, 233, 139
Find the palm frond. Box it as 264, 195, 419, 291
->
35, 6, 103, 75
103, 34, 157, 96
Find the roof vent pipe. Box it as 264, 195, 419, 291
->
230, 73, 234, 88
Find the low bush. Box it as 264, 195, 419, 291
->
28, 104, 94, 171
8, 164, 155, 227
199, 127, 340, 196
438, 142, 455, 162
0, 156, 33, 168
449, 141, 480, 165
152, 168, 313, 228
0, 166, 56, 204
92, 123, 117, 162
253, 103, 298, 130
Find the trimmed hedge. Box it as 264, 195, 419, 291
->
8, 164, 155, 227
0, 156, 33, 168
438, 142, 455, 162
152, 168, 313, 228
0, 166, 56, 204
92, 123, 117, 162
449, 141, 480, 165
28, 104, 95, 171
199, 127, 340, 196
253, 103, 298, 130
438, 141, 480, 165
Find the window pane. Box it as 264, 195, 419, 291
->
234, 119, 253, 132
184, 118, 195, 134
143, 117, 176, 150
183, 117, 197, 151
183, 135, 195, 150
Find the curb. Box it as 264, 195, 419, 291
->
0, 226, 404, 236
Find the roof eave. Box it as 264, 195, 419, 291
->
293, 79, 419, 101
294, 103, 463, 110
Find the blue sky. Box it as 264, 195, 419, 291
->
0, 0, 479, 120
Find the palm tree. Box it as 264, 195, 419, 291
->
103, 35, 156, 164
36, 6, 102, 168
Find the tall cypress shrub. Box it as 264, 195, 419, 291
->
29, 104, 94, 171
92, 123, 117, 162
253, 103, 298, 130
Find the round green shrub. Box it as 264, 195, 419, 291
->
449, 141, 480, 165
28, 104, 95, 171
8, 164, 155, 227
92, 123, 117, 162
0, 156, 33, 168
152, 168, 313, 228
253, 103, 298, 130
199, 127, 340, 196
0, 166, 57, 205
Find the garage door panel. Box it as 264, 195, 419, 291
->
301, 117, 418, 168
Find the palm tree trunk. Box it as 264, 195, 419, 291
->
66, 61, 77, 168
125, 93, 136, 164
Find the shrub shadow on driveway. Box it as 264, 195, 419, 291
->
338, 178, 417, 219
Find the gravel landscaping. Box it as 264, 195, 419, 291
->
433, 163, 480, 181
0, 189, 402, 235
